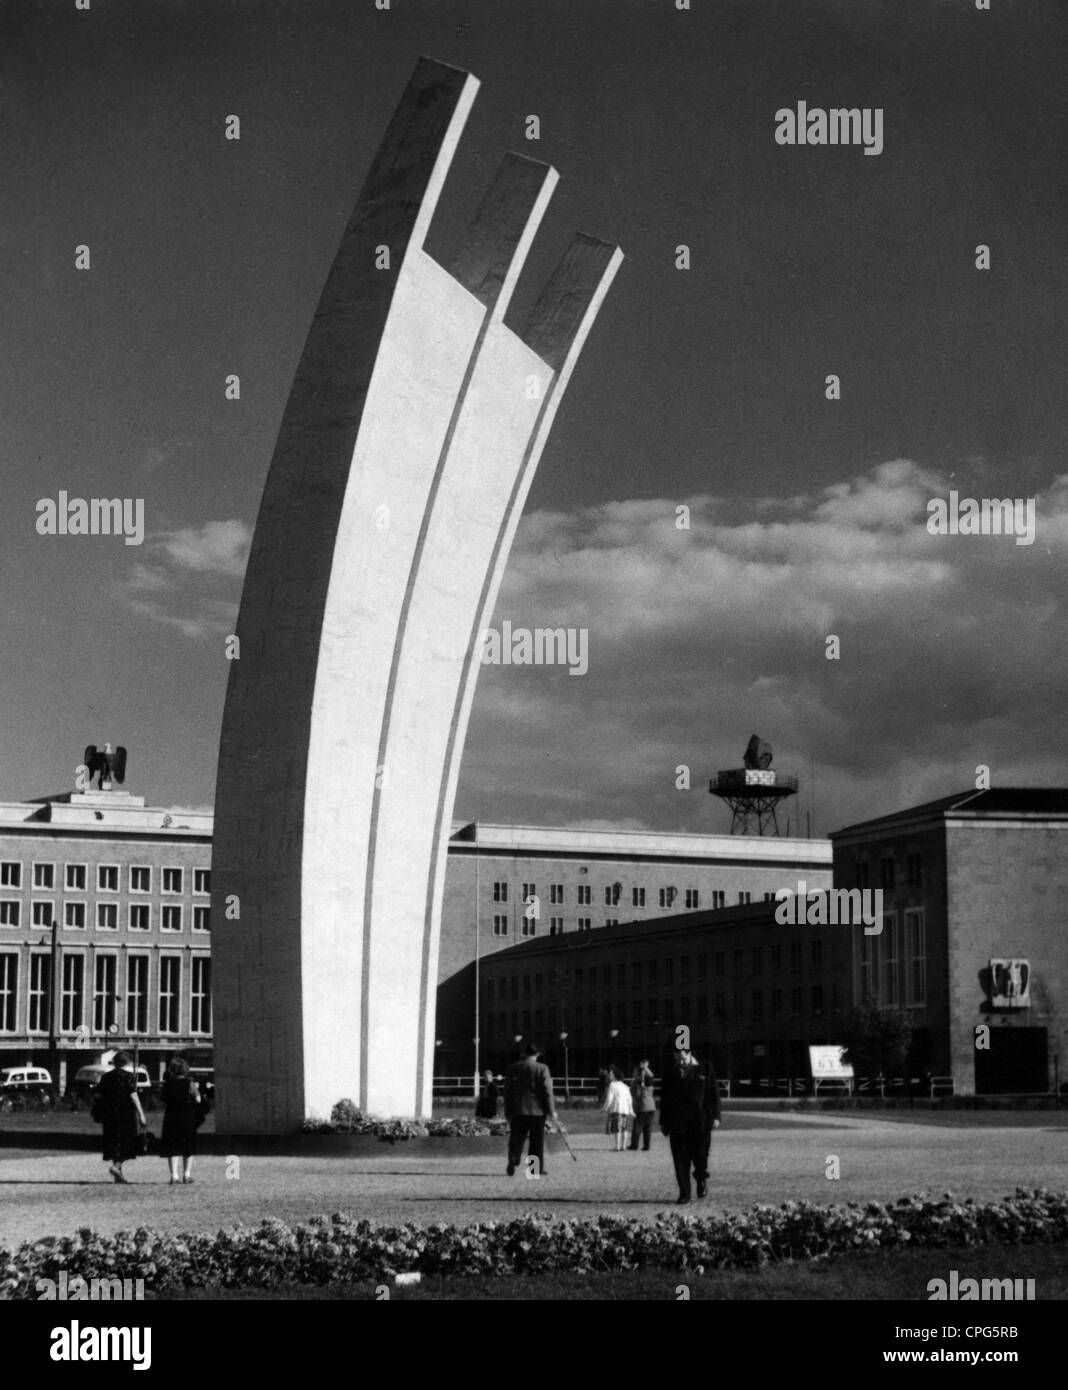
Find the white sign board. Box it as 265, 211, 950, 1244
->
809, 1045, 854, 1080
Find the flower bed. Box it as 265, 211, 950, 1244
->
300, 1100, 509, 1140
3, 1189, 1066, 1298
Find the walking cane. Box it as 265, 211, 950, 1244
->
548, 1116, 579, 1162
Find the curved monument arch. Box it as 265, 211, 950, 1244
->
212, 57, 622, 1131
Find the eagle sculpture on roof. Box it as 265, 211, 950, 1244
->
83, 743, 127, 790
743, 735, 773, 770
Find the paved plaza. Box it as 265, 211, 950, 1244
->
2, 1111, 1065, 1249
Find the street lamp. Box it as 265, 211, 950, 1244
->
559, 1031, 570, 1102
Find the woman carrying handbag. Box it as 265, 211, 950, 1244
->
96, 1052, 146, 1184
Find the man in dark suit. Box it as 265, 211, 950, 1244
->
658, 1045, 721, 1203
504, 1041, 556, 1176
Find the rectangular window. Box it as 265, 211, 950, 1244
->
0, 862, 21, 889
658, 888, 672, 908
191, 957, 212, 1034
856, 861, 870, 891
713, 951, 724, 976
549, 917, 564, 935
32, 900, 54, 928
522, 882, 536, 903
159, 956, 181, 1034
617, 962, 626, 989
66, 864, 87, 891
0, 901, 20, 928
711, 891, 725, 910
790, 941, 802, 972
578, 917, 591, 931
685, 889, 699, 909
126, 956, 148, 1033
663, 959, 674, 984
602, 965, 611, 988
33, 863, 55, 890
752, 946, 763, 976
811, 939, 823, 970
697, 995, 708, 1021
738, 891, 751, 904
130, 866, 151, 893
771, 987, 782, 1019
522, 976, 531, 998
577, 885, 591, 906
882, 914, 899, 1005
860, 932, 879, 1003
906, 852, 923, 888
520, 918, 536, 939
128, 904, 150, 932
0, 955, 17, 1031
64, 901, 86, 931
811, 984, 824, 1016
713, 993, 724, 1018
97, 864, 119, 893
550, 884, 563, 905
162, 906, 182, 933
733, 949, 743, 975
93, 955, 117, 1032
648, 960, 658, 986
905, 908, 926, 1006
697, 953, 707, 981
791, 985, 803, 1018
604, 917, 618, 927
96, 902, 118, 931
162, 867, 183, 895
29, 954, 51, 1032
731, 990, 743, 1017
751, 990, 763, 1021
632, 999, 643, 1026
61, 953, 85, 1032
194, 869, 211, 895
632, 886, 646, 907
880, 857, 895, 893
681, 955, 691, 981
492, 881, 508, 903
771, 944, 782, 973
492, 915, 508, 937
632, 961, 642, 987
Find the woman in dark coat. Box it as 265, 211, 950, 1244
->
99, 1052, 146, 1183
475, 1069, 499, 1119
161, 1056, 200, 1184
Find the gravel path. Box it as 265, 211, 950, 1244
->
2, 1112, 1065, 1248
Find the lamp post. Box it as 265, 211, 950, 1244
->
560, 1031, 570, 1103
47, 919, 60, 1101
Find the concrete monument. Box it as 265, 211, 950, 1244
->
211, 57, 621, 1131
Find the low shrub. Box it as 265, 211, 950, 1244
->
303, 1103, 508, 1140
3, 1189, 1066, 1299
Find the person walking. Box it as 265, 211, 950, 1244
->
475, 1068, 499, 1119
160, 1056, 201, 1185
601, 1067, 634, 1150
628, 1058, 656, 1151
97, 1052, 146, 1184
504, 1042, 556, 1176
658, 1044, 721, 1204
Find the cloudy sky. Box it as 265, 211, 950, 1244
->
2, 0, 1066, 836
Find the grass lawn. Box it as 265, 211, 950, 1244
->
155, 1240, 1068, 1301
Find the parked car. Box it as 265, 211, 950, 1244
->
72, 1063, 151, 1099
0, 1066, 53, 1094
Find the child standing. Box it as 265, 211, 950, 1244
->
601, 1067, 635, 1151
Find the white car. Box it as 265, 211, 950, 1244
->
0, 1066, 53, 1092
73, 1063, 151, 1094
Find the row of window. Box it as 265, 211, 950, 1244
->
0, 863, 210, 895
0, 952, 212, 1035
0, 902, 209, 932
486, 985, 837, 1035
489, 891, 775, 937
859, 911, 926, 1007
487, 939, 832, 1001
855, 852, 924, 893
492, 882, 738, 910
